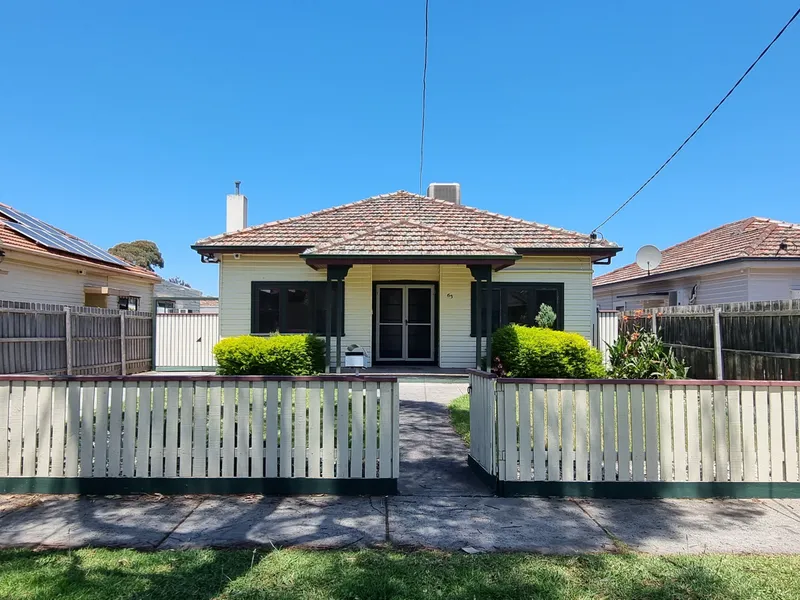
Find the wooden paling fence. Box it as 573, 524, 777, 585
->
621, 300, 800, 380
0, 301, 152, 375
468, 370, 800, 497
0, 375, 399, 495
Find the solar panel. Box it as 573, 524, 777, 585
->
0, 205, 129, 267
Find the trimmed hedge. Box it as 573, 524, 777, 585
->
213, 334, 326, 376
492, 324, 606, 379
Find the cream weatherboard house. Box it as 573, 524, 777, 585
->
0, 203, 159, 310
193, 187, 621, 371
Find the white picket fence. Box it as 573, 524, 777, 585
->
0, 375, 399, 483
469, 371, 496, 476
469, 371, 800, 488
155, 313, 220, 370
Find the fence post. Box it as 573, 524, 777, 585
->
651, 311, 657, 335
713, 307, 724, 379
120, 311, 127, 376
64, 307, 73, 375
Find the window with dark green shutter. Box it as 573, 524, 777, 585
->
251, 282, 344, 335
470, 282, 564, 336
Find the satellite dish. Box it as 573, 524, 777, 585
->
635, 245, 662, 276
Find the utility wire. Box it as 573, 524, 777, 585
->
418, 0, 430, 196
592, 6, 800, 234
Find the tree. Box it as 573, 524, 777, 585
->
167, 276, 191, 288
109, 240, 164, 271
534, 303, 557, 329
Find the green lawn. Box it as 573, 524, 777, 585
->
1, 548, 799, 599
448, 394, 470, 445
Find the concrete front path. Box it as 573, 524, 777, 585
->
397, 382, 489, 497
2, 382, 800, 553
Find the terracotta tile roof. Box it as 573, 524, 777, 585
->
194, 190, 619, 256
303, 219, 519, 257
0, 207, 159, 281
593, 217, 800, 287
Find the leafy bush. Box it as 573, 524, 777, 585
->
608, 329, 689, 379
213, 334, 326, 376
491, 324, 606, 378
534, 303, 557, 329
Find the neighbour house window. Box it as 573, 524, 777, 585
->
251, 282, 344, 335
118, 296, 139, 311
156, 300, 176, 313
470, 282, 564, 336
84, 292, 107, 309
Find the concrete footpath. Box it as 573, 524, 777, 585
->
1, 381, 800, 554
2, 494, 800, 554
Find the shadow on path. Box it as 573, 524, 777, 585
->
397, 382, 489, 497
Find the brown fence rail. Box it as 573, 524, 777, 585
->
0, 301, 152, 376
621, 300, 800, 380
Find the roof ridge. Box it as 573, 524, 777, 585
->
593, 215, 800, 287
304, 217, 519, 255
592, 219, 757, 283
421, 196, 605, 244
196, 190, 617, 248
399, 218, 519, 253
744, 220, 784, 257
196, 191, 413, 245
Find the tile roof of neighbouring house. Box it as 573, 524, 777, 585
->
0, 205, 159, 280
593, 217, 800, 287
193, 190, 619, 256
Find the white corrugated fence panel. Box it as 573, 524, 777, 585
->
156, 314, 219, 369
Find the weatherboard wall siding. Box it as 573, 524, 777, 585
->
495, 256, 594, 340
594, 263, 800, 311
0, 254, 154, 311
220, 254, 594, 369
219, 255, 372, 366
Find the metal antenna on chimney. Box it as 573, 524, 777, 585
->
234, 180, 241, 195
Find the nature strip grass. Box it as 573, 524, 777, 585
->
0, 548, 798, 600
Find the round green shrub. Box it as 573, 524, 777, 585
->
491, 324, 606, 378
213, 334, 326, 376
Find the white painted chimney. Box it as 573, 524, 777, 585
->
226, 181, 248, 233
426, 182, 461, 204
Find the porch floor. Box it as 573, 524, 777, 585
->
351, 366, 469, 382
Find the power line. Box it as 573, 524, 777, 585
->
418, 0, 430, 196
592, 6, 800, 234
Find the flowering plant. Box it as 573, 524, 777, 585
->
608, 327, 688, 379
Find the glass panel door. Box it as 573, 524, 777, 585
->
377, 287, 404, 359
376, 285, 435, 362
406, 287, 433, 360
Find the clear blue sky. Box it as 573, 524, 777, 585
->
1, 1, 798, 295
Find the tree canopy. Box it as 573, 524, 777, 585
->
109, 240, 164, 271
167, 276, 191, 288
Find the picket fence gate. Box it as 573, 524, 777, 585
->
0, 375, 399, 495
468, 370, 800, 497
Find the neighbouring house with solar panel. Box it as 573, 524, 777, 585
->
0, 203, 160, 310
192, 184, 621, 371
593, 217, 800, 310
